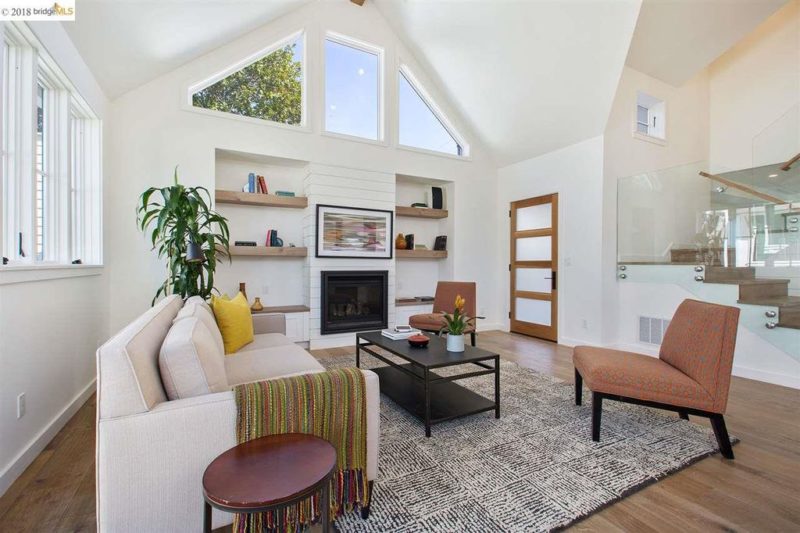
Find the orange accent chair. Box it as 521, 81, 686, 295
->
573, 299, 739, 459
409, 281, 482, 346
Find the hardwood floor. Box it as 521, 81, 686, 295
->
1, 330, 798, 531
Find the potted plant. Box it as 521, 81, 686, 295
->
439, 294, 476, 352
137, 167, 230, 304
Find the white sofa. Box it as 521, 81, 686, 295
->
96, 294, 380, 532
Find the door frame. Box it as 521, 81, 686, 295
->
509, 193, 558, 342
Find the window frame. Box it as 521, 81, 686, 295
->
633, 90, 667, 145
322, 31, 386, 145
1, 22, 103, 273
185, 29, 308, 131
396, 63, 469, 159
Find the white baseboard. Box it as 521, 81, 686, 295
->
0, 378, 96, 497
732, 365, 800, 389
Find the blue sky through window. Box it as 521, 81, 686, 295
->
399, 72, 460, 156
325, 39, 379, 140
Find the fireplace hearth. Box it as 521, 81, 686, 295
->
321, 271, 388, 335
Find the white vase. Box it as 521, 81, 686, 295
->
446, 333, 465, 352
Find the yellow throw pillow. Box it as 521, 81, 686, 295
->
211, 292, 253, 355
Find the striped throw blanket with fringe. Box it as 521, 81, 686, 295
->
233, 367, 369, 532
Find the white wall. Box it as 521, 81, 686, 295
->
105, 0, 501, 335
708, 0, 800, 172
0, 22, 109, 496
497, 136, 605, 346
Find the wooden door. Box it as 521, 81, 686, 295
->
509, 194, 558, 341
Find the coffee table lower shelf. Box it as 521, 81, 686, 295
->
372, 363, 496, 428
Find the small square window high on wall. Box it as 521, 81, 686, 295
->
1, 22, 103, 267
635, 91, 666, 141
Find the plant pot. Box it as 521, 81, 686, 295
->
446, 333, 465, 352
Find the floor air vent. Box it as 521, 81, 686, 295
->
639, 316, 671, 345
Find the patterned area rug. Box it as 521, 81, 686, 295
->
322, 353, 733, 532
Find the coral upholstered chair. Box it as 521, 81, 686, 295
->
573, 299, 740, 459
409, 282, 481, 346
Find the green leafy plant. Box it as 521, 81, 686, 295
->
137, 168, 230, 304
439, 294, 476, 335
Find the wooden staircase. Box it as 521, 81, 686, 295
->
703, 266, 800, 329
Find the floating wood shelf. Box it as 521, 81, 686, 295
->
396, 249, 447, 259
215, 190, 308, 209
395, 206, 448, 219
227, 246, 307, 257
252, 305, 310, 314
395, 299, 435, 307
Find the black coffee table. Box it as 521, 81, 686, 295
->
356, 331, 500, 437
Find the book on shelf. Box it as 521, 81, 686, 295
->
381, 327, 421, 340
258, 175, 268, 194
275, 190, 295, 197
234, 241, 257, 247
247, 173, 255, 193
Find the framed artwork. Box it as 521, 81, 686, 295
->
315, 204, 394, 259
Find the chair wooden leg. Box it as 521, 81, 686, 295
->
574, 369, 582, 406
470, 331, 476, 346
591, 392, 602, 442
710, 414, 734, 460
360, 480, 374, 519
679, 411, 689, 420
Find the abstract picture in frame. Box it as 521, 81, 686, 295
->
315, 204, 394, 259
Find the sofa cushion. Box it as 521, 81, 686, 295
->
236, 333, 296, 353
211, 293, 254, 354
225, 344, 325, 387
175, 299, 224, 355
97, 294, 183, 419
573, 346, 714, 411
160, 317, 228, 400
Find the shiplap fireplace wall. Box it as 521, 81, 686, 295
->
303, 163, 397, 349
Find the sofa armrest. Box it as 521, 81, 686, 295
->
252, 313, 286, 335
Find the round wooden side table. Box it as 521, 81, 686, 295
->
202, 433, 337, 533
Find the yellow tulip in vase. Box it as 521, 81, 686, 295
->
440, 294, 475, 352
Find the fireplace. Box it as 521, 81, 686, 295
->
321, 271, 388, 335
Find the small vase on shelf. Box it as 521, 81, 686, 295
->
395, 233, 406, 250
251, 297, 264, 312
446, 333, 465, 352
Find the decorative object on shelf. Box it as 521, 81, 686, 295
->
316, 204, 393, 259
440, 294, 477, 353
411, 202, 428, 208
234, 241, 257, 247
434, 235, 447, 251
137, 167, 230, 304
265, 229, 284, 247
289, 243, 296, 247
415, 244, 428, 250
404, 234, 415, 250
428, 186, 444, 209
257, 175, 268, 194
407, 334, 430, 348
239, 282, 247, 300
275, 190, 295, 197
395, 233, 407, 250
250, 297, 264, 312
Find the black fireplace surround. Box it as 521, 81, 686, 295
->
321, 271, 388, 335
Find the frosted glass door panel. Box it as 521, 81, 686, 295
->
516, 268, 552, 293
516, 204, 551, 231
515, 298, 551, 326
516, 236, 552, 261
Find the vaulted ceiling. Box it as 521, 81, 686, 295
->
61, 0, 789, 166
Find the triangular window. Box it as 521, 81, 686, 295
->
398, 67, 465, 156
191, 33, 304, 126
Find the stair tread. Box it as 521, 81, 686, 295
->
707, 278, 791, 285
738, 296, 800, 307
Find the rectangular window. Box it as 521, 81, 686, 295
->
635, 91, 666, 141
324, 34, 382, 141
1, 23, 102, 267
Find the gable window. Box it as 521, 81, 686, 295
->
191, 32, 304, 126
635, 91, 666, 141
2, 23, 102, 267
398, 66, 465, 157
324, 33, 382, 141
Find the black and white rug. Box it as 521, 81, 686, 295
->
321, 354, 733, 532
